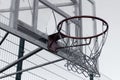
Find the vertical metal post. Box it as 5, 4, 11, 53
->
32, 0, 39, 31
89, 1, 96, 80
66, 21, 70, 46
90, 74, 94, 80
75, 0, 82, 16
74, 0, 83, 52
93, 1, 99, 78
16, 38, 25, 80
9, 0, 20, 29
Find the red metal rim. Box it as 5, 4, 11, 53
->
57, 15, 109, 39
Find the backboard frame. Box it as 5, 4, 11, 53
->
0, 0, 96, 51
0, 0, 100, 79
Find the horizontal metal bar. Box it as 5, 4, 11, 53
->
0, 47, 43, 73
0, 2, 73, 13
71, 0, 77, 4
0, 22, 47, 49
15, 38, 25, 80
39, 0, 71, 18
0, 58, 64, 79
0, 32, 9, 45
32, 0, 39, 30
17, 20, 48, 40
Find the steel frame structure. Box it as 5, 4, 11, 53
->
0, 0, 96, 80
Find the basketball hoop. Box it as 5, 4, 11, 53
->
48, 15, 109, 77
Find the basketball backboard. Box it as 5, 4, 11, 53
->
0, 0, 109, 79
0, 0, 95, 47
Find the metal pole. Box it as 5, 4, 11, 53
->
74, 0, 83, 54
9, 0, 20, 29
32, 0, 39, 30
0, 2, 73, 13
16, 38, 25, 80
38, 0, 81, 28
0, 32, 9, 45
38, 0, 71, 18
0, 58, 64, 79
90, 74, 94, 80
0, 47, 43, 73
91, 1, 98, 78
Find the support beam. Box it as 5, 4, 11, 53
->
0, 58, 64, 79
16, 38, 25, 80
0, 22, 47, 49
38, 0, 81, 26
0, 32, 9, 45
71, 0, 77, 4
9, 0, 20, 29
0, 47, 43, 73
74, 0, 83, 54
18, 20, 48, 40
38, 0, 72, 18
0, 2, 73, 13
90, 74, 94, 80
32, 0, 39, 30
